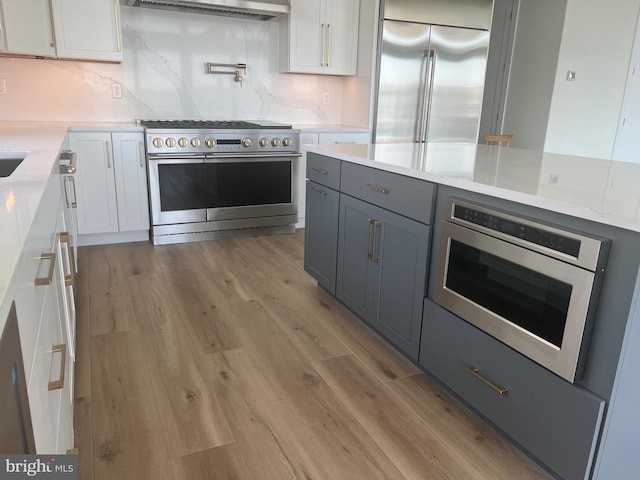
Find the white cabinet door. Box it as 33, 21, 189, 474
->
281, 0, 359, 75
0, 5, 7, 51
0, 0, 56, 57
282, 0, 324, 74
112, 132, 150, 232
69, 132, 119, 235
324, 0, 359, 75
50, 0, 122, 62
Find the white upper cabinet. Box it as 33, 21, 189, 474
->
0, 0, 122, 62
280, 0, 360, 76
50, 0, 123, 62
0, 0, 56, 57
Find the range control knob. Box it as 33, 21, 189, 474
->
178, 137, 189, 148
166, 137, 176, 148
242, 137, 254, 148
152, 137, 164, 148
191, 137, 201, 148
271, 137, 282, 147
259, 137, 270, 147
283, 137, 293, 147
205, 137, 216, 148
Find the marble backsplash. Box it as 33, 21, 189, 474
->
0, 6, 346, 124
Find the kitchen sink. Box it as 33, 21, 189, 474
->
0, 151, 29, 177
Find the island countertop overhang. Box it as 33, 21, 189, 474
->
304, 142, 640, 234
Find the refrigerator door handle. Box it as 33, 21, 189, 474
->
423, 49, 437, 143
417, 49, 435, 143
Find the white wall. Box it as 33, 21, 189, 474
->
545, 0, 640, 158
502, 0, 566, 151
0, 6, 346, 124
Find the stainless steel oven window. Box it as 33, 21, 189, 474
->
435, 220, 599, 382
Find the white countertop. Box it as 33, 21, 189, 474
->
0, 121, 140, 331
304, 142, 640, 233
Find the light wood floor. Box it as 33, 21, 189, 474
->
73, 230, 552, 480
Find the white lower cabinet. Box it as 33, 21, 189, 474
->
68, 130, 149, 238
17, 172, 75, 454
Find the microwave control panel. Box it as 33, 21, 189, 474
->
453, 204, 581, 257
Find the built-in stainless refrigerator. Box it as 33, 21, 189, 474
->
373, 0, 493, 144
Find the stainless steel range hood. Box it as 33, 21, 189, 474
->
122, 0, 290, 20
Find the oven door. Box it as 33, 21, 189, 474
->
203, 154, 297, 222
434, 221, 598, 382
148, 155, 208, 226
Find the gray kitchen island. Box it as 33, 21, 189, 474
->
303, 142, 640, 480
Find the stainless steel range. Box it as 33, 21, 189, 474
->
141, 120, 301, 245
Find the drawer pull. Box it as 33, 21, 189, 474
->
59, 232, 75, 287
34, 253, 56, 286
311, 166, 329, 175
467, 366, 508, 395
64, 176, 78, 208
312, 187, 328, 196
366, 184, 390, 194
48, 344, 67, 391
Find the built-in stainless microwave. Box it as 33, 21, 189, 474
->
433, 198, 611, 383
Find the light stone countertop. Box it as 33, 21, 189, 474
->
304, 142, 640, 233
0, 121, 140, 332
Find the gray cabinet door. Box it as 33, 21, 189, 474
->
336, 194, 377, 321
372, 208, 429, 359
420, 299, 605, 480
304, 181, 340, 293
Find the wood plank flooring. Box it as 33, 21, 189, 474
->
73, 230, 552, 480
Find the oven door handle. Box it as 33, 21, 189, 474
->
204, 152, 302, 160
148, 153, 206, 161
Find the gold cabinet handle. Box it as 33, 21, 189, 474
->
467, 366, 508, 395
106, 142, 112, 169
48, 344, 67, 391
321, 23, 326, 66
114, 0, 122, 52
366, 218, 374, 260
312, 187, 328, 196
312, 166, 329, 175
59, 232, 75, 287
327, 23, 331, 67
34, 253, 56, 286
139, 141, 145, 168
366, 184, 390, 194
64, 176, 78, 208
371, 221, 382, 263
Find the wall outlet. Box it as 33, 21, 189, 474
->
322, 92, 330, 105
112, 83, 123, 98
0, 79, 6, 95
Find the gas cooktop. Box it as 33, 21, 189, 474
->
140, 119, 292, 130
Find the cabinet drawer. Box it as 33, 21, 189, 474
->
420, 299, 605, 480
341, 162, 435, 224
15, 176, 62, 378
306, 153, 341, 190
